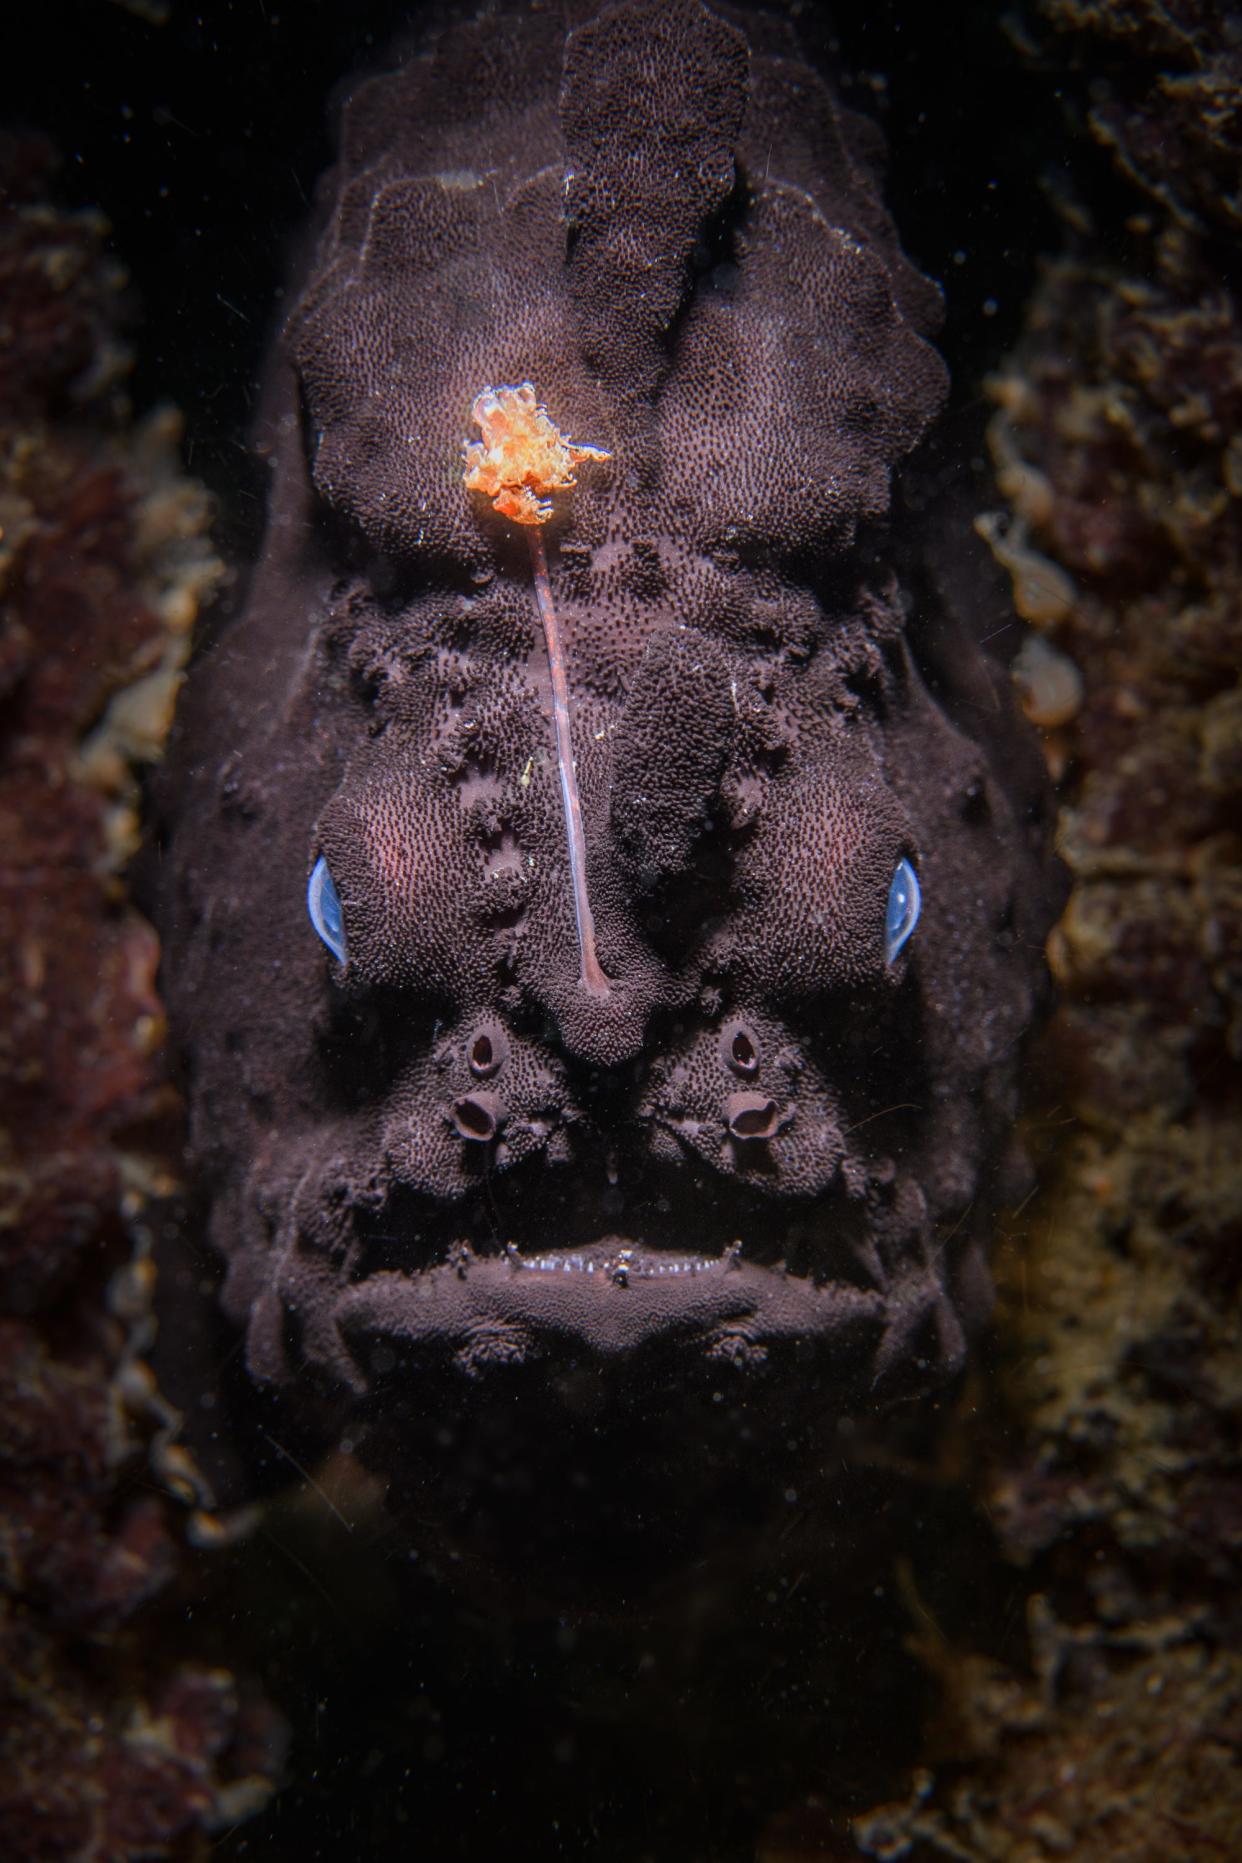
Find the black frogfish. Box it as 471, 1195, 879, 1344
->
156, 0, 1062, 1575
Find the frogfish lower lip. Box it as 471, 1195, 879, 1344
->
334, 1241, 885, 1370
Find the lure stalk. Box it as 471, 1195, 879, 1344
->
463, 382, 612, 997
526, 524, 609, 996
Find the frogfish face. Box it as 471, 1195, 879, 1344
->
159, 0, 1061, 1473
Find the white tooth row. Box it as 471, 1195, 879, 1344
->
516, 1251, 713, 1278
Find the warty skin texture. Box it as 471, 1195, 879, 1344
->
156, 0, 1062, 1525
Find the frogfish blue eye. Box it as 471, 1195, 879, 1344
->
307, 854, 347, 963
885, 857, 920, 965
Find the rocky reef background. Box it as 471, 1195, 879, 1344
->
0, 132, 284, 1851
844, 4, 1242, 1856
2, 1, 1239, 1858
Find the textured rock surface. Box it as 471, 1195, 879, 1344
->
157, 0, 1060, 1487
0, 134, 281, 1855
845, 3, 1242, 1855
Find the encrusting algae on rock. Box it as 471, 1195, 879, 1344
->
847, 3, 1242, 1855
0, 135, 283, 1850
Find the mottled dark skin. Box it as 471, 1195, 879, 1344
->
158, 0, 1061, 1545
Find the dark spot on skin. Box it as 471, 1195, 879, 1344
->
452, 1092, 502, 1142
721, 1019, 760, 1079
961, 774, 991, 821
467, 1022, 507, 1080
726, 1092, 781, 1141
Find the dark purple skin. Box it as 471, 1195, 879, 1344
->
158, 0, 1061, 1516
